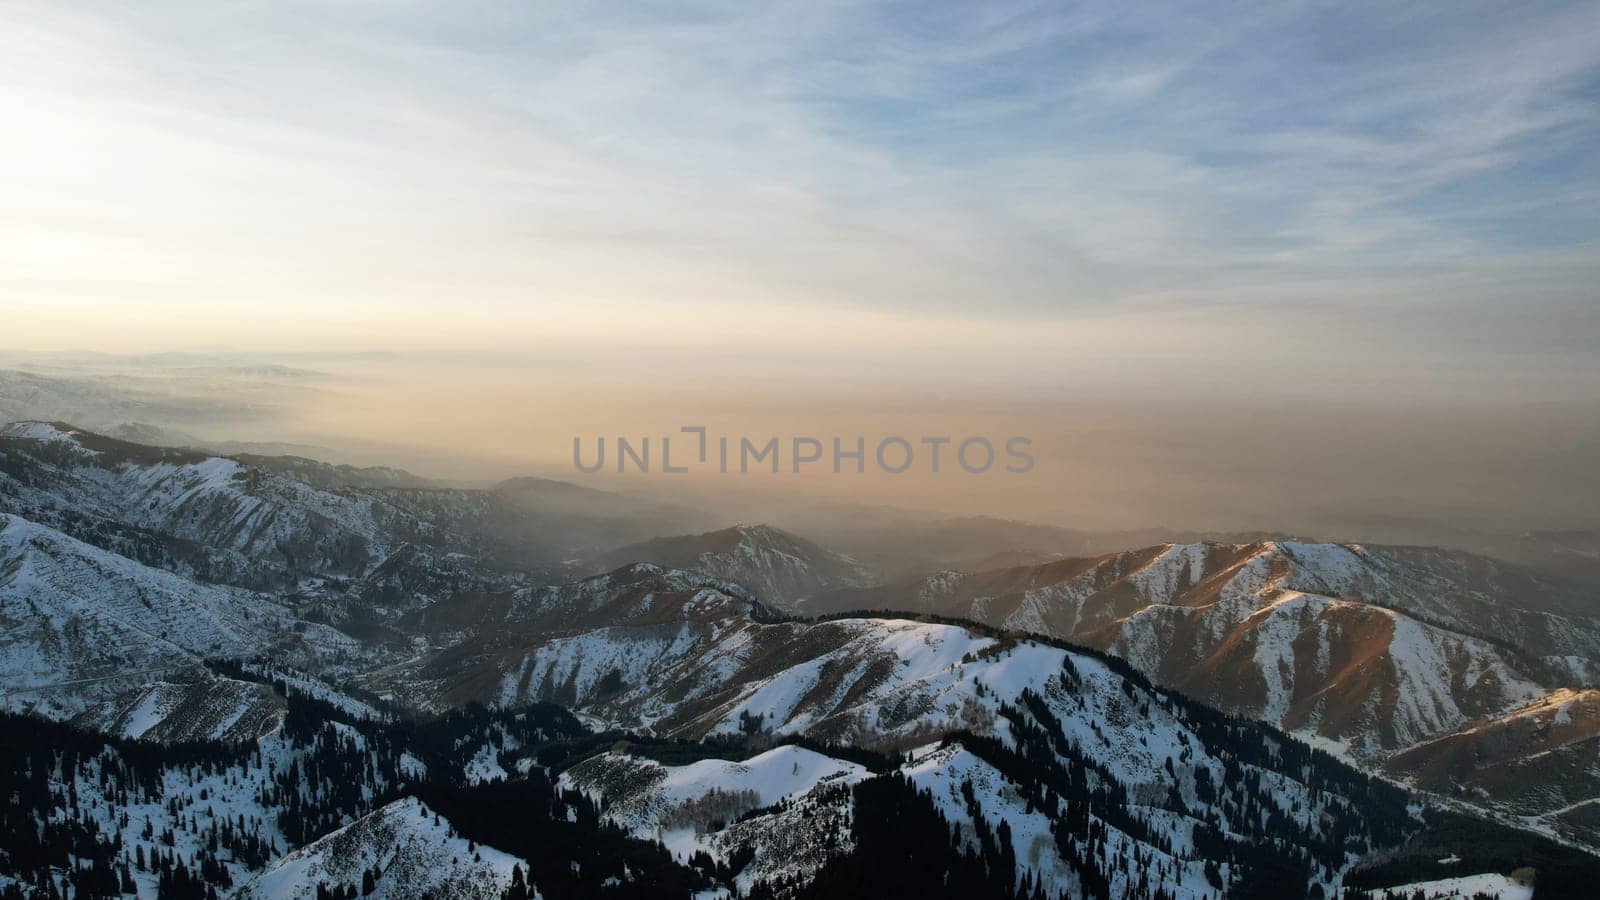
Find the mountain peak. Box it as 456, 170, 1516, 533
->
597, 523, 875, 612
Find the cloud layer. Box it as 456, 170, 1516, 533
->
3, 1, 1597, 400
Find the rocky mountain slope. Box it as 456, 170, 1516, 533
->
1383, 688, 1600, 846
813, 541, 1600, 748
805, 540, 1600, 844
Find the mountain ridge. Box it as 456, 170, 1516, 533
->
597, 523, 876, 612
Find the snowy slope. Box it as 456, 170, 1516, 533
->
26, 728, 310, 895
236, 798, 530, 900
0, 512, 380, 736
562, 744, 869, 863
0, 512, 294, 720
901, 741, 1223, 899
95, 677, 284, 742
1362, 871, 1533, 899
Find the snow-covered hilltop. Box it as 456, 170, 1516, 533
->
236, 798, 528, 900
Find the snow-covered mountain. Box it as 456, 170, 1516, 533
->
443, 600, 1421, 897
0, 511, 299, 720
0, 422, 714, 598
6, 423, 1600, 897
389, 561, 769, 662
0, 421, 561, 598
597, 524, 875, 612
354, 535, 1600, 863
352, 576, 1472, 896
0, 503, 414, 739
811, 541, 1600, 756
235, 798, 528, 900
794, 540, 1600, 851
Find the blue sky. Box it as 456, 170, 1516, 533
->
2, 1, 1597, 398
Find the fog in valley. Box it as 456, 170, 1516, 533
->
3, 347, 1595, 563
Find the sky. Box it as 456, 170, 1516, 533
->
2, 1, 1598, 530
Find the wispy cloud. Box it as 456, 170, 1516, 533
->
1, 1, 1596, 393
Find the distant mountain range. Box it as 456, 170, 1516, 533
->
2, 421, 1597, 898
